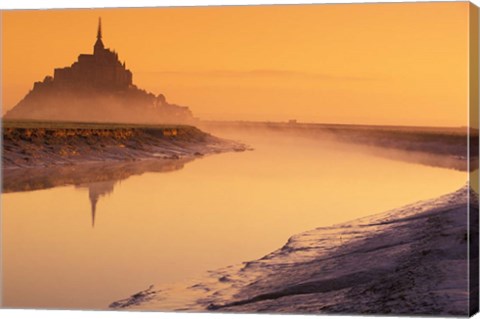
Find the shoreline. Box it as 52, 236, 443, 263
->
201, 121, 477, 172
2, 121, 248, 171
110, 185, 478, 316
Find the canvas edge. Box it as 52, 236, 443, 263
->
469, 2, 480, 317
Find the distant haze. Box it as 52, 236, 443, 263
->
2, 2, 471, 126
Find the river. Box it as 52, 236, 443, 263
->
1, 128, 466, 310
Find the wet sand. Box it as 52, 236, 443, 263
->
111, 186, 478, 316
3, 120, 248, 170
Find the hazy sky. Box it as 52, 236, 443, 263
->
1, 2, 471, 126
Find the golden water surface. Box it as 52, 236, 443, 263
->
2, 130, 466, 309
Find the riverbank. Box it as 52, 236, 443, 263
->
201, 121, 478, 171
110, 185, 478, 316
3, 120, 248, 170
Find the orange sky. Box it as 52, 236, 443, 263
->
1, 2, 472, 126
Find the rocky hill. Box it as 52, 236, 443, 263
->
4, 18, 195, 125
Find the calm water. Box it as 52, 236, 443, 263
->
1, 129, 466, 309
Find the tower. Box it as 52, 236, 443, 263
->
94, 17, 105, 55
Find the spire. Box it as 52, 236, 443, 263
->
94, 17, 105, 54
97, 17, 102, 40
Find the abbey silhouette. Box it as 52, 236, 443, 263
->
53, 18, 133, 90
5, 18, 194, 124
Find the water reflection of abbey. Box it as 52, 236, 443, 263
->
86, 181, 116, 228
2, 157, 190, 228
71, 160, 188, 228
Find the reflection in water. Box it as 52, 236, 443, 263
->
2, 158, 191, 194
76, 181, 116, 227
3, 158, 191, 228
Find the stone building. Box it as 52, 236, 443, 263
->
50, 18, 133, 90
6, 18, 195, 124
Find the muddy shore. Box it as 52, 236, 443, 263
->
2, 120, 247, 170
111, 186, 478, 316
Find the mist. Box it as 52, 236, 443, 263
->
200, 121, 477, 172
4, 88, 196, 125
